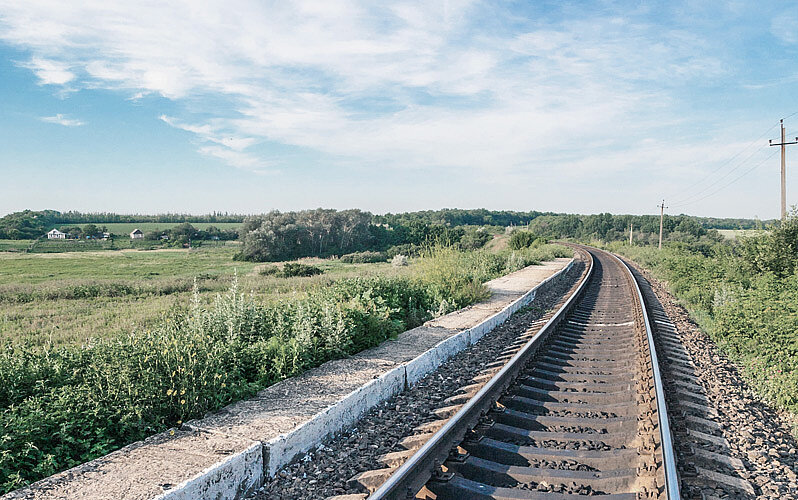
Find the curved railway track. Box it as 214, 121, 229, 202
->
347, 246, 679, 499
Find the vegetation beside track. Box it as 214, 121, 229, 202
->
603, 216, 798, 419
0, 242, 569, 493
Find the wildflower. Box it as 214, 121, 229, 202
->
166, 389, 174, 396
180, 399, 186, 405
180, 389, 186, 395
170, 430, 175, 436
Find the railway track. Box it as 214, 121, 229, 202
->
337, 246, 679, 499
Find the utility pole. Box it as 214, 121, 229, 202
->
629, 223, 633, 245
769, 119, 798, 220
658, 200, 667, 250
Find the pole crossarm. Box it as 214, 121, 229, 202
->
769, 119, 798, 220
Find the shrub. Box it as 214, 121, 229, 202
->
386, 244, 421, 258
508, 230, 540, 250
340, 251, 387, 264
259, 266, 280, 276
280, 263, 323, 277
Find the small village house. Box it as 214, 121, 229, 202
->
46, 229, 66, 239
130, 229, 143, 239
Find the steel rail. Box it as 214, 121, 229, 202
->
368, 248, 595, 500
612, 252, 681, 499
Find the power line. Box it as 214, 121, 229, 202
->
670, 144, 769, 206
669, 122, 778, 205
670, 148, 779, 208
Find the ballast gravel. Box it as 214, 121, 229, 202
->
248, 260, 585, 500
628, 260, 798, 498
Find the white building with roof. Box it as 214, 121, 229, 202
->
47, 229, 66, 239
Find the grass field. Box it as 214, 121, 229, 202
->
0, 246, 400, 346
717, 229, 767, 239
93, 222, 242, 234
0, 240, 33, 252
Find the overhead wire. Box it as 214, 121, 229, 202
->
668, 121, 778, 205
670, 148, 779, 208
668, 114, 798, 209
669, 143, 770, 206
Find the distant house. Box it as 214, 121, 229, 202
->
102, 232, 111, 240
130, 229, 144, 240
47, 229, 66, 239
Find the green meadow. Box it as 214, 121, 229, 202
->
0, 246, 398, 346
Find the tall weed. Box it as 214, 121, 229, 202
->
0, 244, 570, 492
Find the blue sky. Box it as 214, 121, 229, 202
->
1, 1, 797, 219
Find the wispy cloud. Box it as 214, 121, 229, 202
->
41, 113, 84, 126
0, 1, 732, 175
23, 57, 74, 85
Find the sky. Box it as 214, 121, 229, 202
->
1, 1, 797, 219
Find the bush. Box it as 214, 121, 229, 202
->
259, 266, 280, 276
508, 230, 540, 250
340, 251, 387, 264
612, 220, 798, 415
258, 263, 324, 278
280, 263, 323, 277
386, 244, 422, 258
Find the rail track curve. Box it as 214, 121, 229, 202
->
354, 245, 680, 499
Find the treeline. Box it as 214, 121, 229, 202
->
527, 213, 741, 252
376, 208, 556, 228
0, 210, 246, 239
47, 211, 246, 224
235, 209, 775, 262
1, 209, 772, 249
140, 223, 238, 246
236, 209, 495, 262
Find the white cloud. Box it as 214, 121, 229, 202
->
0, 1, 729, 176
23, 57, 74, 85
197, 145, 265, 172
41, 113, 84, 126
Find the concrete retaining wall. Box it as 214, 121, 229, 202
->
262, 257, 575, 475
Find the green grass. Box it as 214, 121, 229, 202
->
0, 246, 252, 285
716, 229, 767, 240
0, 247, 401, 346
0, 240, 33, 252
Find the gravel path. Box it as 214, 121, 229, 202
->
247, 259, 586, 500
627, 260, 798, 499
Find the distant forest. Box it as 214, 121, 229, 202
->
0, 208, 773, 259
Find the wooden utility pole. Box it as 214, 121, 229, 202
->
658, 200, 667, 250
769, 119, 798, 220
629, 223, 633, 245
